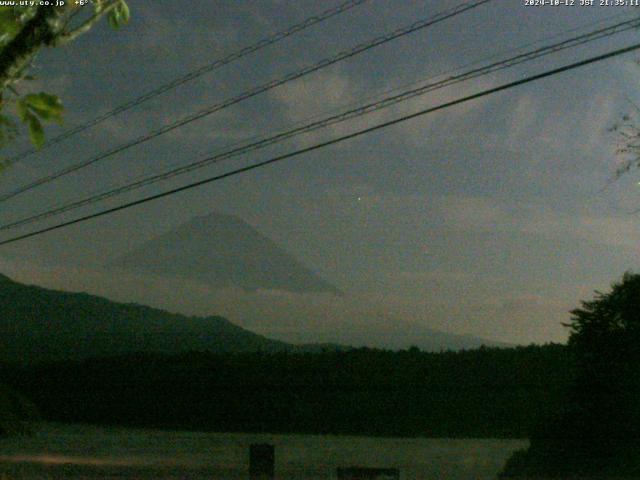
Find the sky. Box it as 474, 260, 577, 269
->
0, 0, 639, 345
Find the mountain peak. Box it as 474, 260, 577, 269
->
107, 212, 341, 295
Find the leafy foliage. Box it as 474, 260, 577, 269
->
0, 114, 17, 153
501, 272, 640, 478
107, 1, 130, 29
0, 1, 129, 157
15, 92, 63, 148
566, 272, 640, 345
0, 8, 22, 46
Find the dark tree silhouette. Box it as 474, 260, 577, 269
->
501, 272, 640, 478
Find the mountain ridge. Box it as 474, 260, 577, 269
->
0, 274, 297, 363
0, 274, 506, 363
255, 312, 510, 351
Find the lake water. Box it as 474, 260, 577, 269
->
0, 423, 527, 479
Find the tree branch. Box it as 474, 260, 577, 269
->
0, 6, 65, 91
54, 1, 121, 46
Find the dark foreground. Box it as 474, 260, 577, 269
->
0, 423, 526, 479
1, 345, 570, 438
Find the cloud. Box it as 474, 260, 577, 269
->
126, 3, 234, 67
271, 70, 353, 118
467, 293, 570, 344
520, 209, 640, 251
440, 195, 508, 231
267, 69, 364, 146
437, 192, 640, 252
389, 64, 521, 148
266, 61, 499, 151
22, 74, 72, 99
503, 93, 539, 148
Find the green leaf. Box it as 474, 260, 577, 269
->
14, 6, 38, 25
108, 1, 130, 29
93, 0, 106, 13
120, 0, 131, 24
0, 7, 14, 24
117, 1, 130, 24
25, 112, 44, 149
0, 114, 17, 148
0, 8, 19, 45
16, 99, 28, 122
0, 114, 16, 129
23, 92, 63, 122
107, 11, 118, 29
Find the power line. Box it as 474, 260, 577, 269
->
3, 0, 370, 166
0, 0, 492, 203
1, 40, 638, 247
3, 15, 638, 231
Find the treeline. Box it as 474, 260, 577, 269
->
0, 383, 38, 436
500, 273, 640, 478
0, 344, 572, 438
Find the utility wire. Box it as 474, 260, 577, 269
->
3, 0, 370, 166
2, 15, 638, 231
1, 41, 638, 247
134, 8, 631, 187
0, 0, 492, 203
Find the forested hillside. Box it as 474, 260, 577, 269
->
1, 344, 571, 438
0, 273, 294, 362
